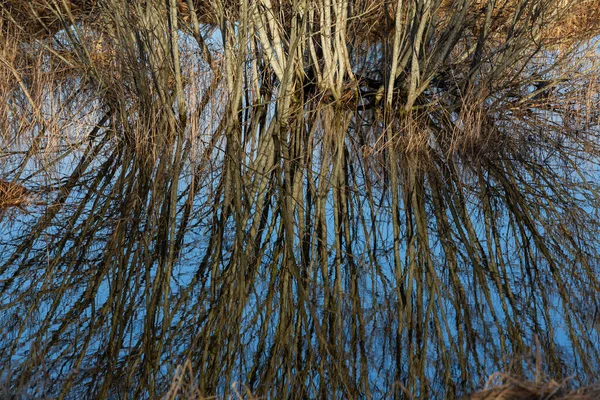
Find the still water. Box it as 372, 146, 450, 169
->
1, 133, 599, 398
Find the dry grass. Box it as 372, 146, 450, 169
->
4, 0, 600, 48
162, 361, 600, 400
162, 360, 256, 400
464, 374, 600, 399
0, 179, 31, 210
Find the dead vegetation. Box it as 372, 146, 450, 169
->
0, 179, 30, 209
464, 375, 600, 400
159, 358, 600, 400
1, 0, 599, 398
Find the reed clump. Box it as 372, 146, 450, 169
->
465, 374, 600, 400
0, 179, 30, 210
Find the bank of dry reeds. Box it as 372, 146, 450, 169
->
159, 359, 600, 399
465, 376, 600, 400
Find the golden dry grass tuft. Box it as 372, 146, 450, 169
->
464, 374, 600, 399
162, 360, 256, 400
0, 179, 31, 210
541, 0, 600, 48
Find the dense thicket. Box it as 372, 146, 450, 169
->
1, 0, 599, 398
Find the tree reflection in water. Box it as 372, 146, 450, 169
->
0, 0, 599, 398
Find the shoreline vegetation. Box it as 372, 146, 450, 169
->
465, 378, 600, 400
161, 359, 600, 400
2, 0, 600, 397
